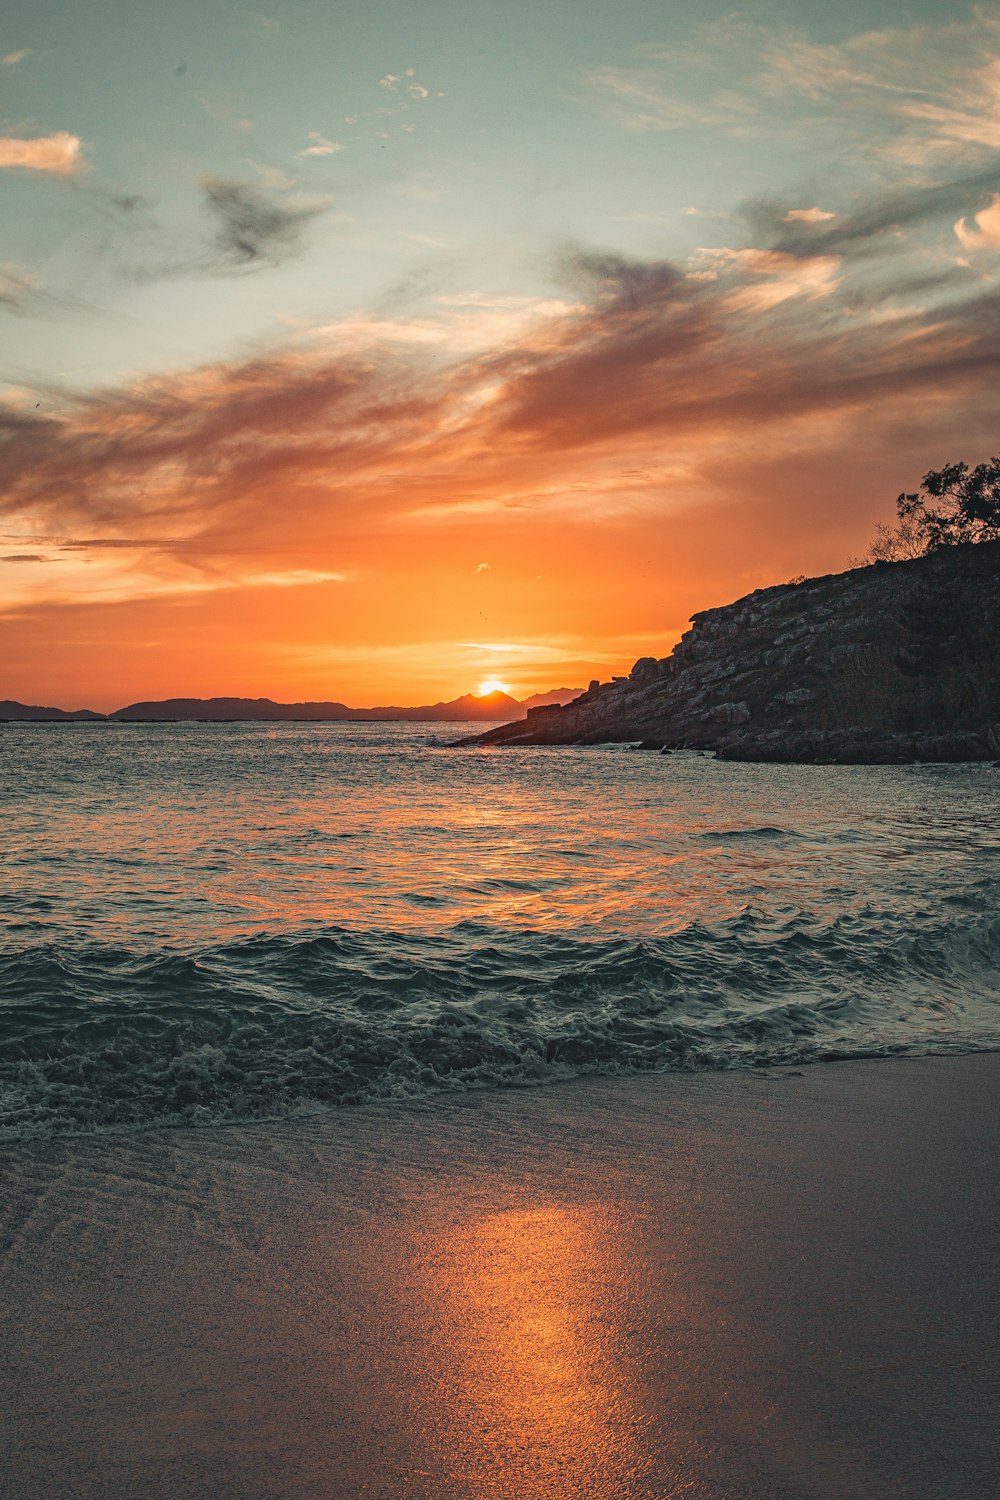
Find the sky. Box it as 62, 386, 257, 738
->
2, 0, 999, 709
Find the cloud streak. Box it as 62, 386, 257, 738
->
0, 132, 83, 175
201, 177, 329, 269
124, 178, 332, 282
0, 266, 92, 319
300, 132, 343, 157
3, 164, 998, 601
584, 12, 1000, 166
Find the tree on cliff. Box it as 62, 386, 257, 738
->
863, 457, 1000, 561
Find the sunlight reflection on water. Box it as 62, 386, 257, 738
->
3, 721, 1000, 1134
4, 719, 997, 948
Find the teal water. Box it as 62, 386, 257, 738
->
2, 721, 999, 1136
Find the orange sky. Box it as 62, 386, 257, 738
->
3, 6, 1000, 709
3, 271, 997, 710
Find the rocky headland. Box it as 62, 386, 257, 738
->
462, 542, 1000, 762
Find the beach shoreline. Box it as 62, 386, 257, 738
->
3, 1054, 999, 1499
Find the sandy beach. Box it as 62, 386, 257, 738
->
2, 1055, 998, 1499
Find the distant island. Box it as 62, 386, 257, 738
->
0, 687, 583, 723
460, 542, 1000, 763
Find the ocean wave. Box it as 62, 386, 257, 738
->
3, 910, 1000, 1138
697, 825, 800, 840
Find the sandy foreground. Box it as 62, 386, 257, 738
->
2, 1056, 999, 1500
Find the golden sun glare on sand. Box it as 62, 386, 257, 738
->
477, 678, 511, 696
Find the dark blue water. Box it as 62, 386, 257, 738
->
2, 721, 999, 1136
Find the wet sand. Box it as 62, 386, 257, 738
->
2, 1055, 999, 1499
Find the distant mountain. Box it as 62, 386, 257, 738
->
362, 690, 523, 722
0, 700, 105, 721
110, 690, 525, 722
1, 686, 586, 723
112, 696, 351, 722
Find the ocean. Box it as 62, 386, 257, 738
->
2, 720, 999, 1138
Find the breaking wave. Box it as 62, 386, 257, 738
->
4, 907, 1000, 1138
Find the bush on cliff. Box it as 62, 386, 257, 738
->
868, 457, 1000, 561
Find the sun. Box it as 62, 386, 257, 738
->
476, 677, 511, 696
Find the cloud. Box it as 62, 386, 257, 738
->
2, 48, 31, 66
241, 568, 347, 587
300, 132, 343, 157
201, 178, 329, 270
1, 267, 49, 315
955, 193, 1000, 251
694, 247, 842, 311
583, 47, 756, 133
86, 177, 326, 285
2, 553, 46, 562
742, 169, 1000, 261
881, 52, 1000, 156
2, 169, 998, 616
148, 180, 329, 277
557, 249, 684, 310
0, 132, 83, 175
584, 13, 1000, 166
378, 68, 430, 92
0, 265, 90, 319
785, 208, 836, 224
58, 537, 180, 551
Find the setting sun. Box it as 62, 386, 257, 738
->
477, 679, 511, 697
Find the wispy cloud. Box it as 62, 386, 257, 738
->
583, 45, 756, 133
202, 177, 328, 268
1, 48, 31, 66
785, 208, 836, 224
955, 192, 1000, 251
693, 247, 842, 311
0, 132, 84, 175
378, 68, 430, 98
744, 169, 1000, 260
1, 167, 997, 617
127, 178, 331, 281
300, 132, 343, 157
0, 265, 91, 320
584, 12, 1000, 165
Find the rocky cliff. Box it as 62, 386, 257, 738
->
466, 543, 1000, 762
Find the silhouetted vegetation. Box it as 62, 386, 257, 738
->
862, 456, 1000, 562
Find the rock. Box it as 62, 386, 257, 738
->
711, 701, 751, 725
630, 657, 659, 683
462, 543, 1000, 760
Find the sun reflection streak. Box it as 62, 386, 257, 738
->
421, 1203, 679, 1499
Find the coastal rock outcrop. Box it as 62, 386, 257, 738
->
463, 542, 1000, 762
